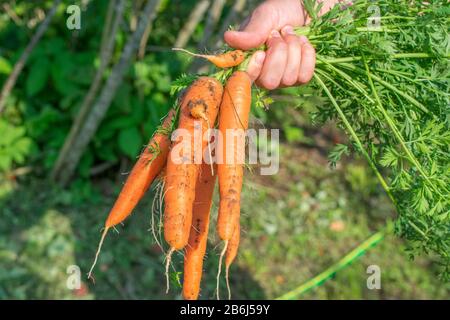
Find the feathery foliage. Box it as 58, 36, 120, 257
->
302, 0, 449, 278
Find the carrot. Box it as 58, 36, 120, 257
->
225, 224, 240, 300
173, 48, 245, 68
164, 77, 222, 248
187, 77, 222, 175
87, 109, 175, 281
216, 70, 251, 299
225, 224, 240, 267
217, 71, 251, 241
183, 162, 217, 300
164, 77, 223, 292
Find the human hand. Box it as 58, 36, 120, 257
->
224, 0, 337, 89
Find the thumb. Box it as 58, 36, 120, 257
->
224, 4, 276, 50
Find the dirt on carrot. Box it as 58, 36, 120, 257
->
215, 70, 252, 299
163, 76, 223, 292
183, 162, 217, 300
217, 71, 252, 241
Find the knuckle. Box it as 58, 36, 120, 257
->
277, 41, 288, 52
285, 35, 300, 46
269, 40, 287, 55
267, 36, 283, 48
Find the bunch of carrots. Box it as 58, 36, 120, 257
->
86, 0, 450, 296
88, 49, 250, 300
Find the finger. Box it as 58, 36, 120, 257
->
257, 30, 288, 90
297, 37, 316, 84
280, 26, 302, 87
246, 51, 266, 83
224, 3, 277, 50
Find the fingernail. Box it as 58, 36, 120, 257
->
281, 25, 295, 36
299, 35, 308, 44
270, 30, 281, 38
254, 51, 265, 65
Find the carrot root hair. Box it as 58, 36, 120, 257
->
225, 265, 232, 300
172, 47, 208, 59
159, 181, 168, 246
87, 227, 110, 282
165, 247, 175, 294
149, 180, 165, 252
216, 240, 229, 300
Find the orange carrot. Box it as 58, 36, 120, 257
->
164, 77, 222, 249
164, 77, 222, 292
173, 48, 245, 68
215, 71, 251, 299
187, 77, 223, 174
225, 223, 240, 269
183, 162, 217, 300
217, 71, 251, 241
88, 109, 175, 281
225, 224, 240, 300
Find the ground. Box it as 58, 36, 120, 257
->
0, 141, 448, 299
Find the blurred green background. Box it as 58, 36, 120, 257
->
0, 0, 448, 299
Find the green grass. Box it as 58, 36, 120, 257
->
0, 143, 448, 299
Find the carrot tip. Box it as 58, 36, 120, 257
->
172, 47, 209, 59
225, 266, 231, 300
165, 247, 175, 294
87, 227, 110, 282
216, 240, 229, 300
